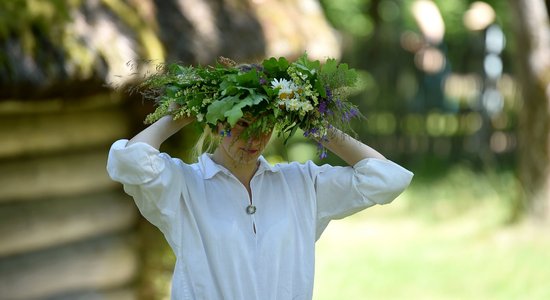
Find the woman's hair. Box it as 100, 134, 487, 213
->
192, 126, 222, 160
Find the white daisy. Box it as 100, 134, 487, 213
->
270, 78, 292, 90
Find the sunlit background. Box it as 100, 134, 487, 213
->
1, 0, 549, 299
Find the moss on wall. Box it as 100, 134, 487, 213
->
0, 0, 162, 94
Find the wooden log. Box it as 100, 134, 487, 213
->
0, 108, 132, 159
43, 287, 137, 300
0, 191, 138, 257
0, 234, 138, 300
0, 150, 119, 203
0, 94, 124, 115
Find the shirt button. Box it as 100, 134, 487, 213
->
246, 205, 256, 215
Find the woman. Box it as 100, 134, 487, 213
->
107, 55, 413, 299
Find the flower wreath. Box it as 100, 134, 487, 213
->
135, 53, 362, 158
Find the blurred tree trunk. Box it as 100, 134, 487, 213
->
509, 0, 550, 222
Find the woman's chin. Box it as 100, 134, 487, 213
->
236, 150, 260, 163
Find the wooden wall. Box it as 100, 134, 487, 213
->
0, 95, 140, 299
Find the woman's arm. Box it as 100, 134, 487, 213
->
128, 115, 194, 150
320, 127, 386, 166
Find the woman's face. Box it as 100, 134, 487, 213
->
218, 118, 272, 165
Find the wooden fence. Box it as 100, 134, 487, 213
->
0, 94, 140, 300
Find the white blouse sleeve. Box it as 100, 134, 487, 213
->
106, 139, 186, 250
313, 158, 413, 239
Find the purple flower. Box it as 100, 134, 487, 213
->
325, 86, 333, 100
303, 128, 318, 137
259, 78, 267, 85
317, 142, 328, 159
342, 108, 359, 122
239, 65, 252, 72
219, 129, 232, 137
239, 64, 264, 73
342, 112, 351, 122
318, 101, 328, 114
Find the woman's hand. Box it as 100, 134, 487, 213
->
128, 113, 195, 150
317, 127, 386, 166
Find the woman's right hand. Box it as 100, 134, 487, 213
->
128, 111, 194, 150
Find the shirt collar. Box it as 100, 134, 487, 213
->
198, 153, 279, 180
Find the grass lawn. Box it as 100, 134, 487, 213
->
314, 166, 550, 300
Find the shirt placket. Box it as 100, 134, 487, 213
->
227, 172, 259, 237
248, 175, 258, 237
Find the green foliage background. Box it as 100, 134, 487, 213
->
313, 0, 518, 170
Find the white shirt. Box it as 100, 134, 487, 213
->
107, 139, 413, 300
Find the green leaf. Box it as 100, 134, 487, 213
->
224, 93, 267, 126
262, 57, 289, 73
224, 105, 245, 126
262, 85, 277, 98
315, 80, 326, 97
295, 53, 320, 71
170, 64, 188, 75
205, 96, 239, 124
261, 57, 277, 73
236, 69, 259, 85
220, 75, 238, 95
319, 58, 358, 88
345, 68, 358, 85
336, 63, 357, 85
165, 85, 179, 98
321, 58, 338, 76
